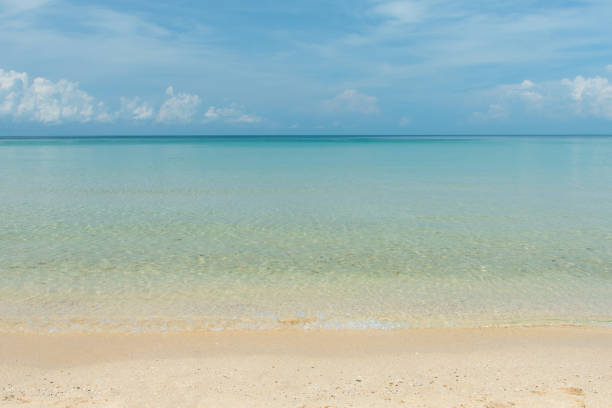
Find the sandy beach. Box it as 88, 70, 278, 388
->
1, 327, 611, 407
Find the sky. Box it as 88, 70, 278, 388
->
0, 0, 611, 135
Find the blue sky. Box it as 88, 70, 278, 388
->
0, 0, 611, 135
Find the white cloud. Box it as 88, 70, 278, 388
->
0, 68, 268, 127
0, 68, 106, 124
500, 79, 544, 104
94, 104, 113, 122
472, 79, 546, 121
204, 105, 261, 124
562, 75, 612, 119
373, 1, 425, 24
0, 69, 266, 127
323, 89, 380, 115
119, 96, 153, 120
472, 79, 549, 121
475, 72, 612, 121
156, 86, 201, 123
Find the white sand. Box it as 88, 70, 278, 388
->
1, 327, 611, 407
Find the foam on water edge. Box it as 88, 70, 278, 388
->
2, 315, 612, 334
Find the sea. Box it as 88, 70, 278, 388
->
0, 135, 611, 332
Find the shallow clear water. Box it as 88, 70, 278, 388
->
0, 136, 611, 332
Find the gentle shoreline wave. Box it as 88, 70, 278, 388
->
2, 316, 612, 334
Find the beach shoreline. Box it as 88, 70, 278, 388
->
2, 327, 611, 407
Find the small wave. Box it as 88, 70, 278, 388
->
1, 315, 611, 334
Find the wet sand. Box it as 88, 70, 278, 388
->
1, 327, 611, 407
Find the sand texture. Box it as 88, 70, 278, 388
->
1, 328, 611, 407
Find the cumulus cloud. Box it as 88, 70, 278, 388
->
119, 96, 153, 120
474, 72, 612, 121
0, 68, 107, 124
323, 89, 380, 115
562, 75, 612, 119
156, 86, 201, 123
0, 69, 265, 127
472, 79, 550, 121
204, 105, 261, 123
502, 80, 544, 104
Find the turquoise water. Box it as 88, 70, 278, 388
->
0, 136, 611, 332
